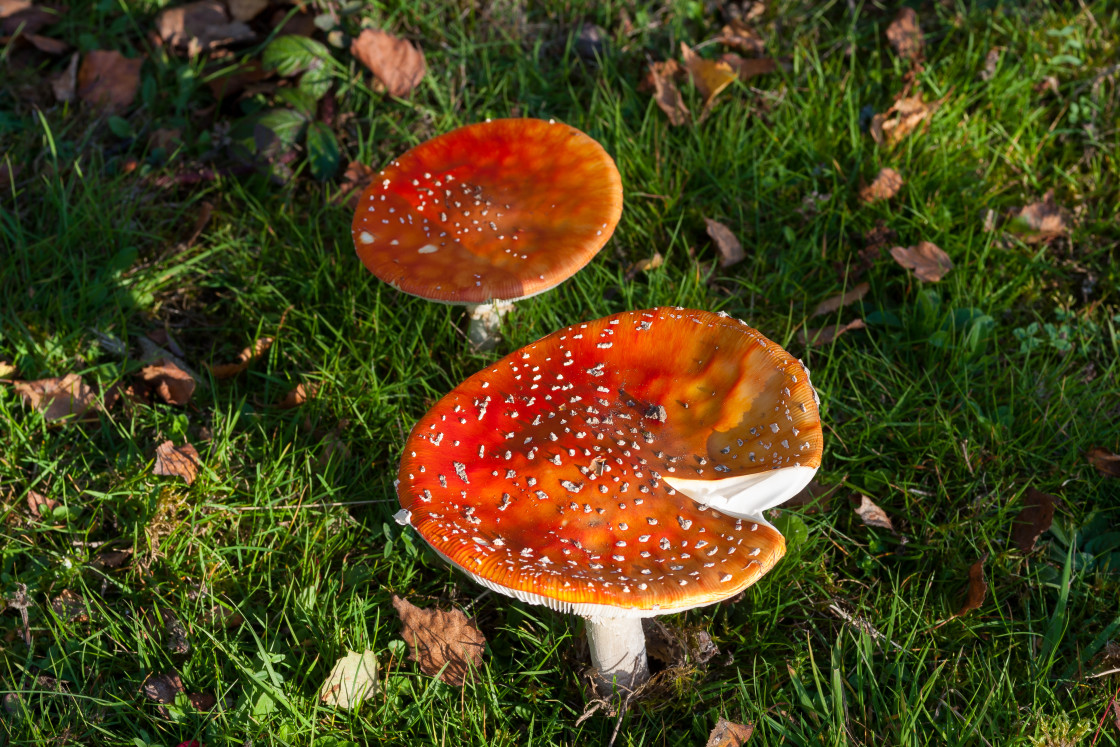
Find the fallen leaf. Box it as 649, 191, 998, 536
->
26, 490, 59, 519
1034, 76, 1059, 96
885, 7, 923, 63
227, 0, 267, 22
716, 19, 764, 55
13, 373, 97, 420
624, 251, 663, 280
153, 441, 201, 485
1088, 447, 1120, 478
870, 95, 939, 146
854, 494, 893, 531
859, 167, 904, 203
392, 595, 485, 686
1006, 190, 1068, 244
720, 52, 777, 81
350, 29, 426, 98
206, 337, 273, 379
706, 717, 754, 746
141, 671, 184, 719
138, 359, 195, 406
981, 47, 1001, 81
276, 382, 318, 409
19, 31, 67, 54
336, 160, 375, 209
77, 50, 143, 114
319, 650, 380, 708
575, 22, 608, 61
889, 242, 952, 282
0, 360, 16, 378
92, 548, 131, 569
51, 50, 78, 102
644, 59, 689, 126
50, 589, 89, 623
681, 43, 738, 110
1011, 487, 1056, 553
812, 282, 870, 317
0, 0, 62, 35
799, 318, 866, 347
155, 0, 254, 56
954, 554, 988, 618
704, 218, 745, 268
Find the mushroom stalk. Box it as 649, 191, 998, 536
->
465, 301, 515, 350
586, 616, 649, 691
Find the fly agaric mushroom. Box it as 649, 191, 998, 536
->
351, 118, 623, 348
394, 308, 823, 690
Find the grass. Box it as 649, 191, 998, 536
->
2, 0, 1119, 744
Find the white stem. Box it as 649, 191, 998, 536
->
586, 616, 649, 691
465, 301, 515, 350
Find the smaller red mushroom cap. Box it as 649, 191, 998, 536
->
396, 308, 823, 617
351, 118, 623, 305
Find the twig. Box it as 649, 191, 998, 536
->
1088, 668, 1120, 679
829, 603, 904, 651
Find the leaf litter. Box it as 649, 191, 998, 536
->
954, 554, 988, 619
890, 242, 952, 282
703, 218, 745, 267
350, 29, 426, 98
137, 359, 196, 406
870, 95, 942, 146
812, 282, 870, 317
207, 337, 273, 379
644, 59, 689, 126
155, 0, 254, 56
153, 441, 201, 485
319, 649, 379, 708
13, 374, 97, 421
76, 50, 143, 114
1088, 447, 1120, 478
885, 7, 924, 64
681, 43, 738, 115
706, 718, 754, 747
798, 319, 866, 347
859, 167, 904, 203
854, 494, 894, 531
1011, 487, 1056, 553
1006, 190, 1069, 244
392, 595, 485, 687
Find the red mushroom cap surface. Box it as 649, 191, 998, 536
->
397, 308, 823, 616
351, 118, 623, 305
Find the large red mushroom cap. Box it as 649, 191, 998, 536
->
397, 308, 823, 617
351, 118, 623, 305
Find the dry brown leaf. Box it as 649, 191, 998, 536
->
141, 671, 183, 719
276, 382, 318, 409
13, 373, 97, 420
704, 218, 745, 268
0, 360, 16, 378
77, 50, 143, 114
319, 650, 379, 708
227, 0, 267, 22
706, 718, 754, 747
1007, 190, 1068, 244
153, 440, 201, 485
160, 607, 190, 655
19, 31, 68, 54
138, 359, 195, 406
644, 59, 689, 126
207, 337, 273, 379
885, 7, 923, 63
681, 43, 738, 109
889, 242, 952, 282
336, 160, 376, 209
0, 0, 62, 35
981, 47, 1001, 81
155, 0, 253, 55
798, 319, 866, 347
812, 282, 870, 317
624, 252, 664, 280
1088, 447, 1120, 478
716, 19, 764, 55
720, 52, 777, 81
26, 490, 58, 519
51, 50, 78, 102
954, 554, 988, 618
50, 589, 89, 623
350, 29, 426, 98
392, 595, 485, 687
854, 494, 894, 531
1011, 487, 1056, 553
870, 96, 939, 146
859, 167, 904, 203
